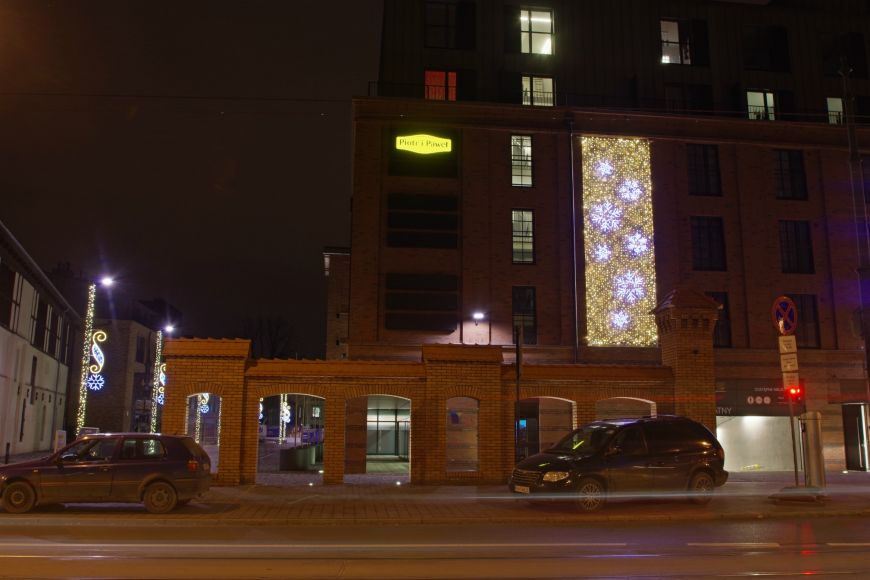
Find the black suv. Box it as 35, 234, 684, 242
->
509, 416, 728, 511
0, 433, 211, 514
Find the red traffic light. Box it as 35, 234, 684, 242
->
786, 385, 803, 400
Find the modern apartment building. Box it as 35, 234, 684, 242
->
330, 0, 870, 473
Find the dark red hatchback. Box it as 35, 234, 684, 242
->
0, 433, 211, 514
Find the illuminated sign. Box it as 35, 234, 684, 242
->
395, 134, 452, 154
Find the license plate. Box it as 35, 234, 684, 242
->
514, 485, 530, 494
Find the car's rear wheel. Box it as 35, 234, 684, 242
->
688, 471, 715, 505
143, 481, 177, 514
2, 481, 36, 514
575, 478, 605, 512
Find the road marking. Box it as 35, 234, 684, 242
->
827, 543, 870, 547
0, 541, 627, 550
687, 542, 780, 548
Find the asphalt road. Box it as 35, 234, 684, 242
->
2, 517, 870, 578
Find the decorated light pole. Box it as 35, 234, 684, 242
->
75, 277, 113, 435
149, 330, 165, 434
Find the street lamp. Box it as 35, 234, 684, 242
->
149, 324, 176, 433
75, 276, 114, 435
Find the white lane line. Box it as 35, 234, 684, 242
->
687, 542, 780, 548
0, 541, 627, 550
827, 543, 870, 547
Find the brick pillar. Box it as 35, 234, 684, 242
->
344, 397, 367, 474
653, 288, 721, 432
420, 345, 504, 484
323, 393, 346, 485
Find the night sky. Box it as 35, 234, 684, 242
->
0, 1, 383, 358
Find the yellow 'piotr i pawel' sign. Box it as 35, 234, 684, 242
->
395, 134, 452, 154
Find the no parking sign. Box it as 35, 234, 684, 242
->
771, 295, 798, 335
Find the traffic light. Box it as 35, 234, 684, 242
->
786, 384, 804, 404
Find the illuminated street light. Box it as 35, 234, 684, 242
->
164, 324, 175, 334
472, 311, 485, 326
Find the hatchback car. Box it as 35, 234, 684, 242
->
0, 433, 211, 514
509, 416, 728, 511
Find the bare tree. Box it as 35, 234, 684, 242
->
239, 315, 295, 359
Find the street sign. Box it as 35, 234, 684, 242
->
782, 371, 800, 388
778, 335, 797, 354
772, 296, 798, 335
780, 352, 799, 372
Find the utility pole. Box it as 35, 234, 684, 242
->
515, 324, 524, 462
840, 59, 870, 403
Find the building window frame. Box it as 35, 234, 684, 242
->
827, 97, 844, 125
519, 8, 553, 55
687, 144, 721, 196
660, 19, 691, 65
511, 209, 535, 264
511, 135, 533, 187
779, 220, 815, 274
425, 1, 457, 49
691, 216, 727, 271
521, 75, 554, 107
424, 70, 457, 101
706, 292, 732, 348
791, 294, 820, 349
747, 90, 776, 121
512, 286, 537, 345
774, 149, 808, 200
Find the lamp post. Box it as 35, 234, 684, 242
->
149, 325, 175, 434
75, 276, 113, 436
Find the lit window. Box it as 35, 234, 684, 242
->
511, 136, 532, 187
520, 9, 553, 55
424, 70, 457, 101
827, 97, 844, 124
511, 210, 535, 264
660, 20, 691, 64
522, 75, 553, 107
747, 90, 775, 120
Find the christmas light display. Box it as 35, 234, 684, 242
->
581, 135, 658, 346
150, 331, 163, 433
75, 284, 97, 434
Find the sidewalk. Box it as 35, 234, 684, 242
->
2, 450, 869, 526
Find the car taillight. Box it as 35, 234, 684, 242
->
187, 459, 200, 473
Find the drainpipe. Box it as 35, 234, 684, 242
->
568, 117, 580, 363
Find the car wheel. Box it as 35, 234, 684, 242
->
575, 478, 606, 512
2, 481, 36, 514
143, 481, 178, 514
688, 471, 715, 505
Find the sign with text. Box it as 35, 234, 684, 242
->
778, 335, 797, 354
779, 352, 799, 372
395, 134, 453, 155
716, 379, 806, 416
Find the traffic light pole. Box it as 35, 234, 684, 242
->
787, 393, 799, 488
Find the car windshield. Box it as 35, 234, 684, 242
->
549, 424, 617, 455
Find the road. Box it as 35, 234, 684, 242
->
1, 517, 870, 578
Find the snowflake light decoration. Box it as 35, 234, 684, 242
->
617, 179, 643, 202
625, 232, 650, 256
595, 159, 614, 178
281, 402, 292, 424
589, 201, 623, 232
198, 393, 210, 414
86, 373, 105, 391
611, 311, 630, 329
614, 271, 646, 304
592, 243, 612, 262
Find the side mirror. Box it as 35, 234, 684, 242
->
59, 452, 77, 462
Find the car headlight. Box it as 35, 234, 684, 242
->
542, 471, 570, 482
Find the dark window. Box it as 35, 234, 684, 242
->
386, 193, 459, 249
821, 32, 867, 78
660, 19, 708, 66
425, 1, 476, 49
687, 144, 721, 196
384, 272, 459, 333
743, 25, 790, 72
791, 294, 820, 349
643, 421, 712, 455
0, 261, 15, 328
32, 296, 48, 351
611, 425, 646, 456
512, 286, 537, 345
664, 84, 713, 114
120, 438, 167, 460
706, 292, 732, 348
691, 216, 727, 271
862, 155, 870, 204
779, 220, 814, 274
774, 150, 807, 200
512, 210, 535, 264
135, 335, 146, 363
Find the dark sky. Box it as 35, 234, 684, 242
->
0, 0, 383, 358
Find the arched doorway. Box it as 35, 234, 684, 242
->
345, 395, 410, 483
256, 393, 325, 485
515, 396, 576, 461
185, 393, 221, 473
